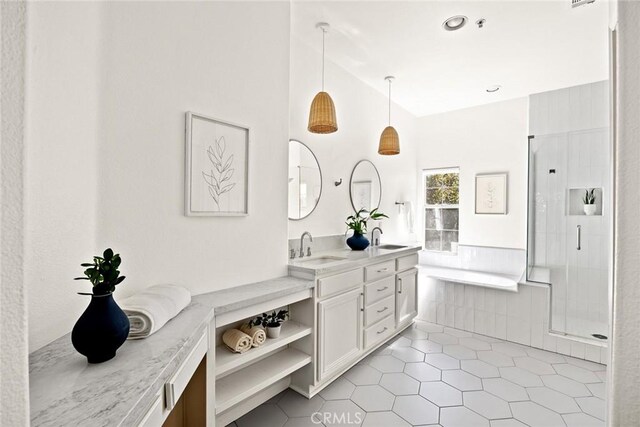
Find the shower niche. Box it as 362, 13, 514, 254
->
568, 187, 603, 216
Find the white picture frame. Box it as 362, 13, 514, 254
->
475, 173, 508, 214
185, 112, 249, 216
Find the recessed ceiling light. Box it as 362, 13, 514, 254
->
443, 15, 468, 31
486, 85, 502, 93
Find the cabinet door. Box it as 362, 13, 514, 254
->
396, 269, 418, 326
318, 288, 363, 380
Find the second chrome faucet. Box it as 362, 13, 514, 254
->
299, 231, 313, 258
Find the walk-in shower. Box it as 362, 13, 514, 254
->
527, 81, 611, 342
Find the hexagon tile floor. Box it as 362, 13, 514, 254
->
228, 321, 607, 427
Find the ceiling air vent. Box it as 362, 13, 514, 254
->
572, 0, 595, 8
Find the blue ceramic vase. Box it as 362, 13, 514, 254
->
71, 293, 130, 363
347, 232, 370, 251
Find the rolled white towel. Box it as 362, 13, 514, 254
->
240, 324, 266, 347
121, 284, 191, 339
223, 329, 253, 353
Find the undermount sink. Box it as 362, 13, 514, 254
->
377, 244, 408, 250
296, 256, 346, 266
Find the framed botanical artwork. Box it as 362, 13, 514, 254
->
185, 112, 249, 216
475, 173, 508, 214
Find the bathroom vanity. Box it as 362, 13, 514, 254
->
29, 244, 420, 427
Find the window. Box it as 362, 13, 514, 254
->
423, 168, 459, 252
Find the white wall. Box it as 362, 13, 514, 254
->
415, 98, 529, 249
288, 36, 418, 243
610, 1, 640, 423
25, 1, 292, 350
1, 1, 29, 424
24, 1, 102, 351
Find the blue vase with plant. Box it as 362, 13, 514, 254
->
72, 248, 129, 363
345, 208, 388, 251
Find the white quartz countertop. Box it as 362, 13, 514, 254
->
29, 275, 313, 427
288, 243, 422, 277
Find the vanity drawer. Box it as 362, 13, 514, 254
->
365, 260, 396, 282
317, 268, 363, 298
364, 276, 395, 306
364, 315, 395, 348
138, 395, 163, 427
164, 331, 208, 410
396, 253, 419, 272
364, 295, 394, 327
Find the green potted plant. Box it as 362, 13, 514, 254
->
71, 248, 130, 363
250, 309, 289, 338
345, 208, 388, 250
583, 189, 596, 215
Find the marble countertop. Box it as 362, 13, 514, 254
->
29, 275, 313, 427
288, 243, 422, 277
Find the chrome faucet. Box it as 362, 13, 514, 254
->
371, 227, 383, 246
299, 231, 313, 258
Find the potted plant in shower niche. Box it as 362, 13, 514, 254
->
345, 208, 388, 251
250, 310, 289, 338
72, 248, 130, 363
583, 188, 597, 215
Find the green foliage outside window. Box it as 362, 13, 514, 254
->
425, 173, 459, 205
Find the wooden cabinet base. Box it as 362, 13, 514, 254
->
163, 357, 207, 427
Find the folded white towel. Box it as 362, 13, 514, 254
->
121, 284, 192, 339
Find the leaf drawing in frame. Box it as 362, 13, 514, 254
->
202, 136, 236, 210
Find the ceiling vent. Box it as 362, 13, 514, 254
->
571, 0, 595, 8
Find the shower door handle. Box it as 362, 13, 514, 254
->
576, 225, 581, 251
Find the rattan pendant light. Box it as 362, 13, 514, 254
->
378, 76, 400, 155
308, 23, 338, 134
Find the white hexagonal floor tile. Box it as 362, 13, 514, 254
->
473, 333, 504, 343
401, 327, 429, 340
490, 419, 528, 427
419, 381, 462, 407
283, 417, 320, 427
392, 395, 439, 425
362, 411, 410, 427
351, 385, 395, 412
491, 342, 528, 357
477, 350, 515, 367
499, 367, 544, 387
442, 369, 482, 391
554, 363, 601, 384
444, 327, 474, 338
563, 412, 605, 427
482, 378, 529, 402
391, 346, 425, 363
513, 357, 555, 376
461, 360, 500, 378
464, 390, 512, 420
414, 321, 444, 333
379, 372, 420, 395
404, 362, 442, 382
319, 399, 365, 426
411, 340, 443, 354
237, 404, 287, 427
429, 333, 459, 345
387, 336, 413, 349
440, 406, 490, 427
510, 401, 566, 427
527, 386, 581, 414
425, 353, 460, 370
443, 344, 477, 360
576, 396, 605, 421
566, 357, 605, 371
277, 389, 325, 418
319, 377, 356, 400
525, 347, 566, 364
459, 337, 492, 351
587, 382, 606, 399
369, 355, 405, 373
345, 365, 383, 386
541, 374, 591, 397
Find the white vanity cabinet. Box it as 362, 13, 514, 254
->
317, 287, 363, 380
396, 268, 418, 326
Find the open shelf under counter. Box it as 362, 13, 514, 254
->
215, 321, 312, 377
215, 347, 311, 414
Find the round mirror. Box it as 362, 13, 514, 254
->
288, 140, 322, 220
350, 160, 382, 213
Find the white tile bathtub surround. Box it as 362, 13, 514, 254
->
419, 274, 607, 365
420, 245, 526, 276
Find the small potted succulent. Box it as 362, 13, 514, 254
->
345, 208, 388, 251
72, 248, 130, 363
583, 189, 596, 215
250, 309, 289, 338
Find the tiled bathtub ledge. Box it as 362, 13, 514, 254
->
421, 265, 521, 292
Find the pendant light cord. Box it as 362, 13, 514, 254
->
321, 29, 325, 91
388, 79, 392, 126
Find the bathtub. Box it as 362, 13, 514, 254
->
420, 265, 521, 292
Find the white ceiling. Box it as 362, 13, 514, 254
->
292, 0, 610, 117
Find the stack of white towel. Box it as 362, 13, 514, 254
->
120, 284, 192, 339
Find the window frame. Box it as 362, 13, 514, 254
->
422, 167, 460, 253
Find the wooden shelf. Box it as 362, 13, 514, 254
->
215, 348, 311, 414
215, 321, 311, 377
